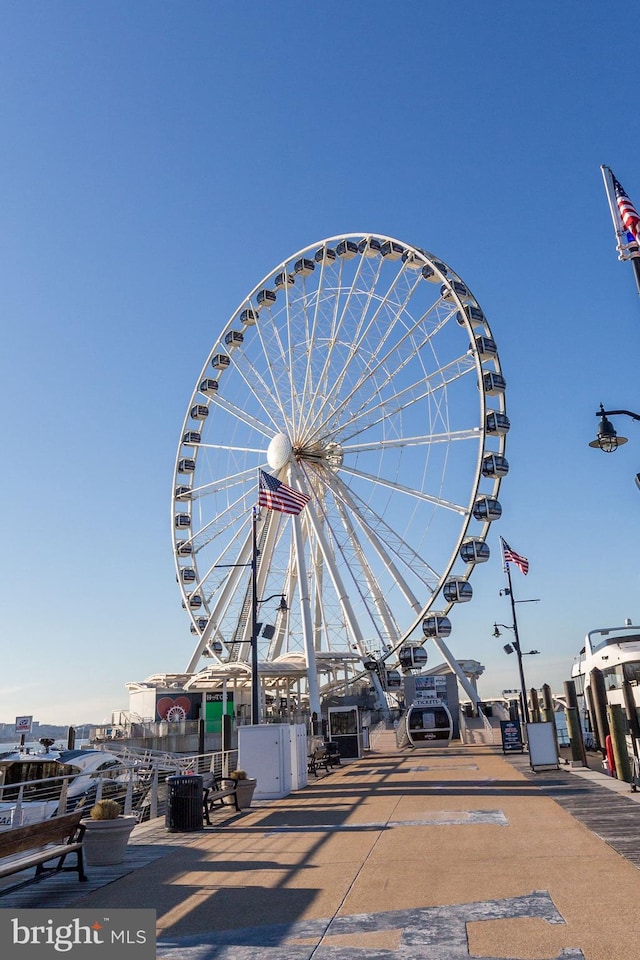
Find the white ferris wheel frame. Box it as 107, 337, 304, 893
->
171, 233, 508, 708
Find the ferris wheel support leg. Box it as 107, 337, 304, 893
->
430, 636, 482, 706
292, 513, 322, 718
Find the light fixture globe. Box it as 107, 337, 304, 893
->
589, 414, 626, 453
589, 404, 628, 453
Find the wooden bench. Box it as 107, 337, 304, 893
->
308, 746, 331, 776
202, 776, 239, 823
0, 811, 87, 894
324, 741, 342, 768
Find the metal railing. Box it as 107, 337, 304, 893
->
0, 748, 238, 830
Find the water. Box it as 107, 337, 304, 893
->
0, 739, 89, 754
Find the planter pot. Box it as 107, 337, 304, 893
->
82, 816, 137, 866
224, 778, 257, 810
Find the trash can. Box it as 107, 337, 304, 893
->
166, 774, 204, 832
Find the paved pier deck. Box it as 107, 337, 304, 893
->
3, 737, 640, 959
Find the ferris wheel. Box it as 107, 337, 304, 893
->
172, 234, 508, 709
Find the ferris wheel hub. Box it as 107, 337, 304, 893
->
267, 433, 293, 470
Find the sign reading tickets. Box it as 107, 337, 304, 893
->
14, 715, 33, 734
500, 719, 524, 753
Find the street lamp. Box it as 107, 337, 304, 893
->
492, 624, 540, 657
589, 403, 640, 452
249, 507, 289, 724
492, 623, 539, 725
494, 560, 540, 726
250, 592, 288, 725
220, 510, 288, 725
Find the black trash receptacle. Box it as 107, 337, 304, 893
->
166, 775, 204, 832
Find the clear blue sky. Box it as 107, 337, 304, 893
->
2, 1, 640, 725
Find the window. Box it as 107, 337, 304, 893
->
623, 661, 640, 685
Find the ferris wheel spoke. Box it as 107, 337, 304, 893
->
325, 471, 442, 593
207, 392, 281, 441
338, 462, 468, 516
300, 254, 397, 439
344, 288, 449, 399
341, 427, 481, 456
331, 496, 402, 645
197, 519, 254, 593
333, 320, 474, 425
302, 269, 429, 441
187, 491, 254, 560
306, 304, 463, 448
187, 465, 257, 505
253, 303, 301, 430
302, 255, 367, 425
336, 361, 477, 447
297, 273, 369, 439
292, 495, 370, 657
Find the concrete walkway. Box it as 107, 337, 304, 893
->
5, 741, 640, 959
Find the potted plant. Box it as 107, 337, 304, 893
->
81, 798, 137, 866
228, 769, 256, 809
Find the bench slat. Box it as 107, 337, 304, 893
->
0, 811, 85, 859
0, 843, 83, 879
0, 811, 87, 893
203, 777, 239, 823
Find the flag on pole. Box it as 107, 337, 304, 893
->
500, 537, 529, 576
611, 171, 640, 245
258, 470, 310, 515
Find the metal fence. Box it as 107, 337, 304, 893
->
0, 747, 238, 830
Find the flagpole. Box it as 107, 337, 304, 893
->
601, 164, 640, 297
505, 562, 531, 726
250, 505, 260, 724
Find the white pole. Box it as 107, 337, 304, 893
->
601, 164, 640, 296
291, 512, 322, 718
601, 164, 625, 248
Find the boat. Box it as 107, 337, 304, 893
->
571, 618, 640, 745
0, 739, 143, 830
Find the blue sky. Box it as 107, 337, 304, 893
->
2, 1, 640, 725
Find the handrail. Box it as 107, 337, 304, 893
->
0, 748, 238, 830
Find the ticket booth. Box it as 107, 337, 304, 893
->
327, 706, 362, 759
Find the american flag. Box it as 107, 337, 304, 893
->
612, 171, 640, 244
500, 537, 529, 576
258, 470, 310, 515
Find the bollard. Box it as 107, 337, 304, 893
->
607, 704, 632, 784
222, 713, 232, 777
622, 680, 640, 790
565, 707, 586, 765
584, 684, 601, 752
563, 680, 587, 765
541, 684, 559, 758
530, 688, 541, 724
198, 717, 205, 756
589, 668, 610, 752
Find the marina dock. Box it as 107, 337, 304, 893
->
3, 734, 640, 959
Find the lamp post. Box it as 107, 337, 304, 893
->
589, 404, 640, 453
494, 562, 540, 726
220, 508, 287, 725
251, 592, 287, 724
492, 622, 540, 726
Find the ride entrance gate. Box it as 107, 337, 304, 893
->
327, 706, 363, 759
